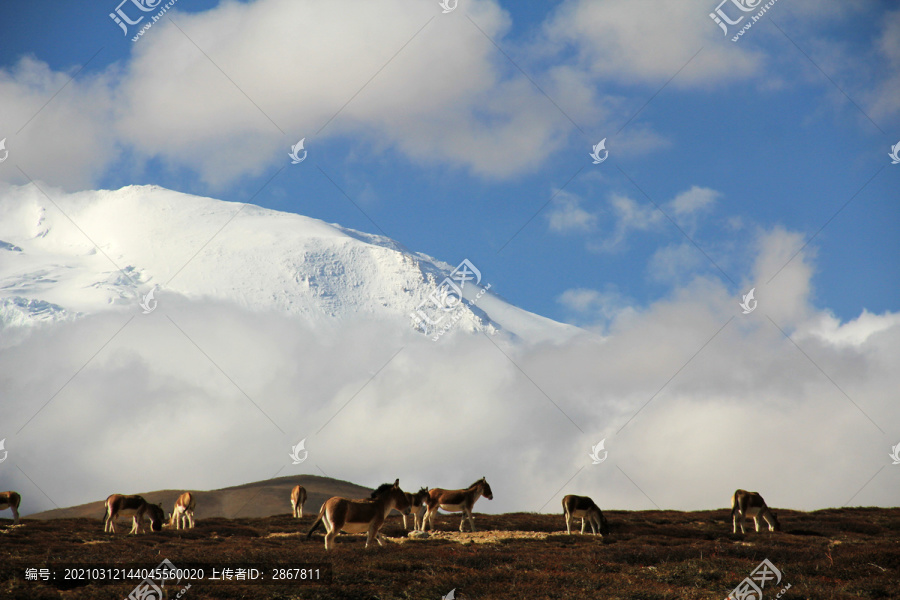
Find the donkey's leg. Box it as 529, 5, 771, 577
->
733, 511, 745, 534
465, 508, 476, 532
325, 531, 337, 550
424, 507, 437, 531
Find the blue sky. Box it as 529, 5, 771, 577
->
0, 0, 897, 326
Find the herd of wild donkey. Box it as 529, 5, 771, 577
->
0, 480, 780, 550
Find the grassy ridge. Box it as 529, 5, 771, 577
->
25, 475, 371, 521
1, 507, 898, 599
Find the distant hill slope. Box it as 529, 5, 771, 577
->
26, 474, 372, 520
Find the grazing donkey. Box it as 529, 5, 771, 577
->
732, 489, 780, 533
562, 494, 608, 535
104, 494, 164, 534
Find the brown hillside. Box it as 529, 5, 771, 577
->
25, 475, 372, 520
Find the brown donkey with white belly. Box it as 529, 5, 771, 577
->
0, 491, 21, 525
562, 494, 608, 535
421, 477, 493, 532
103, 494, 164, 534
306, 479, 411, 550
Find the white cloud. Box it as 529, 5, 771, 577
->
587, 192, 662, 252
558, 288, 606, 313
577, 186, 724, 253
114, 0, 570, 183
610, 192, 661, 230
0, 57, 119, 190
546, 191, 597, 233
557, 285, 636, 328
804, 309, 900, 348
648, 242, 706, 283
0, 0, 603, 189
605, 124, 672, 158
867, 9, 900, 123
670, 185, 720, 218
762, 3, 900, 127
747, 226, 814, 326
666, 185, 722, 238
542, 0, 763, 85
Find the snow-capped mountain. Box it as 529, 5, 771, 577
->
0, 184, 576, 342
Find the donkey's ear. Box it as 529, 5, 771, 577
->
394, 478, 400, 487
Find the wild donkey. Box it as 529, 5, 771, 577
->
731, 489, 780, 533
562, 494, 609, 535
421, 477, 493, 532
307, 479, 411, 550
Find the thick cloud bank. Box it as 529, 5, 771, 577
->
2, 229, 896, 515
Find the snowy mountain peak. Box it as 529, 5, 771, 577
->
0, 184, 575, 342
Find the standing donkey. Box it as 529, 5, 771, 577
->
421, 477, 493, 532
291, 485, 307, 518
